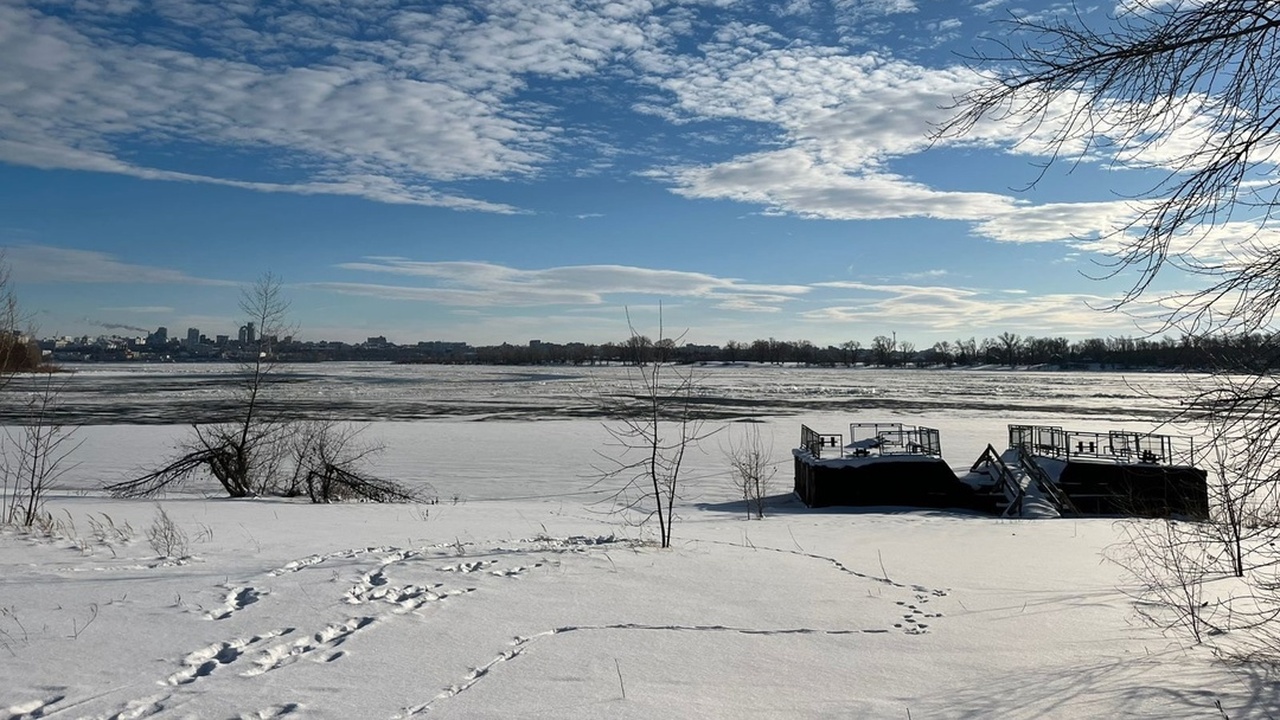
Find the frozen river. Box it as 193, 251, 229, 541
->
5, 362, 1210, 500
9, 361, 1201, 424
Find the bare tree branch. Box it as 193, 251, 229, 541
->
938, 1, 1280, 333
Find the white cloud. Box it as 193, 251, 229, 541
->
1074, 219, 1280, 269
3, 0, 1255, 243
971, 201, 1144, 244
0, 1, 668, 207
320, 258, 812, 309
636, 31, 1254, 245
802, 280, 1138, 333
902, 269, 950, 280
833, 0, 919, 23
4, 245, 233, 285
306, 281, 595, 307
657, 148, 1019, 222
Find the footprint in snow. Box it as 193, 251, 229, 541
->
205, 586, 265, 620
167, 629, 293, 685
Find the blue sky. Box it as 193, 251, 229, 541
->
0, 0, 1243, 347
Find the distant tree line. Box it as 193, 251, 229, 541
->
426, 331, 1280, 371
48, 330, 1280, 372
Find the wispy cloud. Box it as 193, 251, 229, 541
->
902, 269, 950, 280
4, 245, 233, 285
317, 258, 811, 310
804, 280, 1137, 334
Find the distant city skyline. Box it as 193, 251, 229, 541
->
1, 1, 1246, 347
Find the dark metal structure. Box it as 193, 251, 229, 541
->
794, 422, 1209, 518
793, 423, 976, 509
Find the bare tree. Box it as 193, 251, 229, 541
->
724, 340, 744, 363
724, 423, 776, 519
2, 373, 81, 527
1108, 519, 1217, 645
897, 340, 916, 366
840, 339, 861, 366
595, 313, 717, 547
938, 2, 1280, 332
1178, 372, 1280, 577
287, 419, 428, 503
109, 273, 293, 498
0, 258, 78, 528
623, 333, 653, 366
107, 275, 421, 504
932, 340, 954, 367
942, 2, 1280, 660
871, 334, 897, 366
997, 332, 1021, 368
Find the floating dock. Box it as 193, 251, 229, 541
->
793, 423, 979, 510
793, 422, 1208, 518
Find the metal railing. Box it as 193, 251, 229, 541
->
800, 424, 843, 460
1016, 448, 1079, 516
972, 444, 1026, 516
1008, 424, 1194, 466
801, 422, 942, 460
847, 423, 942, 457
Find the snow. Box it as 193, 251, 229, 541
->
1, 366, 1270, 719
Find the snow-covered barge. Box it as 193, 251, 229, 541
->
794, 422, 1208, 518
793, 423, 979, 509
969, 424, 1208, 518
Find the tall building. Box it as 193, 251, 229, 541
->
186, 327, 200, 349
238, 322, 257, 344
149, 326, 168, 346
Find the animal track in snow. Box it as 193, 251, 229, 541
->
401, 619, 912, 716
891, 593, 947, 634
701, 538, 953, 634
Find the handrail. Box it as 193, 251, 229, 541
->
848, 422, 942, 457
1016, 449, 1079, 516
800, 424, 842, 459
1008, 423, 1194, 466
973, 444, 1026, 516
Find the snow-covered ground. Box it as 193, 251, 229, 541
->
2, 366, 1270, 718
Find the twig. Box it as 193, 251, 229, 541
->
787, 526, 804, 553
70, 603, 98, 640
614, 658, 626, 699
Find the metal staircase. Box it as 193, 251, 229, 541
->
971, 445, 1075, 518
